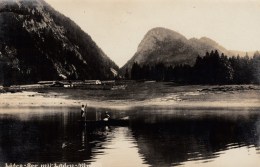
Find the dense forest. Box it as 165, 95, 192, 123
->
127, 50, 260, 84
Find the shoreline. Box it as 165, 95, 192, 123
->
0, 88, 259, 112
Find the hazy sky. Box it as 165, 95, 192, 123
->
45, 0, 260, 67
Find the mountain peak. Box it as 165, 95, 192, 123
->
121, 27, 232, 72
0, 0, 118, 85
137, 27, 187, 53
145, 27, 186, 41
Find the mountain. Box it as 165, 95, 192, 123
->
0, 0, 118, 85
121, 27, 250, 73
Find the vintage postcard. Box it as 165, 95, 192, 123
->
0, 0, 259, 167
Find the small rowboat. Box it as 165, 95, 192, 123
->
79, 117, 130, 127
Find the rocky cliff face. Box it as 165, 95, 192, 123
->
0, 0, 118, 85
121, 27, 235, 72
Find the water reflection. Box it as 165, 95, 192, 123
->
0, 107, 259, 166
129, 109, 260, 166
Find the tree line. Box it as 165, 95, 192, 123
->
126, 50, 260, 84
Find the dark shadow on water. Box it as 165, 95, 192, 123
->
0, 109, 113, 162
129, 109, 260, 166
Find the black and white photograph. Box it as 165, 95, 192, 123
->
0, 0, 260, 166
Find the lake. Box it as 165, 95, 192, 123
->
0, 106, 259, 167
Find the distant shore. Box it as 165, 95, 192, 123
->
0, 83, 259, 112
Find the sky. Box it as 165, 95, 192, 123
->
44, 0, 260, 67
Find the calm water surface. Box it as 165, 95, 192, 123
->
0, 107, 259, 167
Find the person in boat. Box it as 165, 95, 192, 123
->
103, 111, 110, 121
